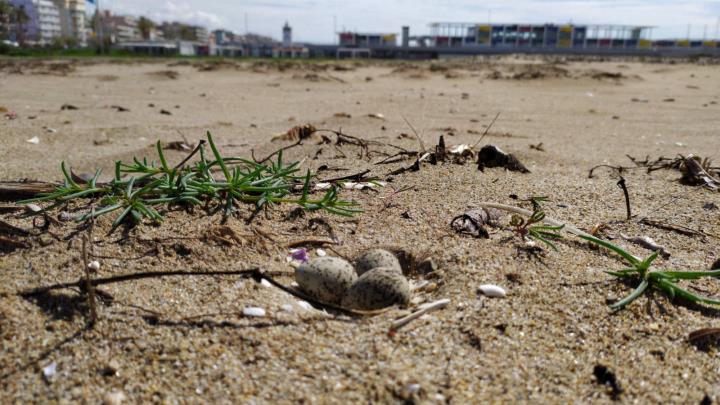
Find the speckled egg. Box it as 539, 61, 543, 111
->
355, 249, 402, 276
341, 267, 411, 310
295, 257, 357, 304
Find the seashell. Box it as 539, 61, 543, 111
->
341, 267, 411, 310
478, 284, 506, 298
295, 257, 357, 304
243, 307, 266, 317
355, 248, 402, 276
25, 203, 42, 213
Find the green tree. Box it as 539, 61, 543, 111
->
137, 16, 155, 40
0, 0, 13, 40
12, 4, 29, 45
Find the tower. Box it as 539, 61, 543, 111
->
282, 21, 291, 47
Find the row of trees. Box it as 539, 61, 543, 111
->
0, 0, 29, 44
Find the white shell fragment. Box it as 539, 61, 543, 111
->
27, 136, 40, 144
355, 248, 402, 276
295, 257, 357, 304
87, 261, 101, 271
296, 300, 313, 311
242, 307, 266, 317
42, 362, 57, 380
449, 144, 472, 155
341, 267, 411, 310
103, 390, 127, 405
315, 248, 327, 257
314, 181, 386, 191
25, 203, 42, 213
478, 284, 507, 298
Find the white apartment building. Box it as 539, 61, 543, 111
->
10, 0, 85, 45
55, 0, 86, 46
35, 0, 61, 44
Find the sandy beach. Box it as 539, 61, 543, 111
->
1, 56, 720, 403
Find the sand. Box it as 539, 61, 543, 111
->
1, 56, 720, 404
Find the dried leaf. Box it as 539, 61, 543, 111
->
681, 155, 720, 190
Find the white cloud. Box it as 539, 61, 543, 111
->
105, 0, 224, 28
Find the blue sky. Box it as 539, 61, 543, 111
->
101, 0, 720, 43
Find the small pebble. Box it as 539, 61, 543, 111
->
355, 248, 402, 276
103, 390, 127, 405
478, 284, 506, 298
296, 257, 357, 304
281, 304, 294, 313
316, 248, 327, 257
260, 278, 272, 288
87, 261, 100, 271
58, 211, 73, 221
341, 267, 411, 310
242, 307, 266, 317
27, 136, 40, 144
104, 359, 120, 376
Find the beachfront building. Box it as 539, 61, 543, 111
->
9, 0, 61, 45
282, 21, 291, 47
8, 0, 88, 45
55, 0, 85, 46
339, 31, 397, 47
115, 40, 206, 56
209, 29, 275, 57
193, 26, 208, 43
101, 12, 140, 43
422, 22, 654, 50
273, 22, 309, 58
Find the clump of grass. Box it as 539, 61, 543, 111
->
480, 201, 720, 310
22, 131, 361, 231
580, 234, 720, 310
510, 196, 564, 250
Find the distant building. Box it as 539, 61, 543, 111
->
282, 21, 291, 47
339, 32, 397, 47
159, 21, 207, 42
210, 30, 276, 57
273, 46, 308, 58
101, 12, 139, 43
193, 26, 208, 43
212, 29, 234, 44
10, 0, 62, 45
424, 22, 654, 49
115, 39, 207, 56
55, 0, 85, 45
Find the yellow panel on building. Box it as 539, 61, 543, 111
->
676, 40, 689, 47
638, 39, 652, 48
703, 40, 717, 47
477, 25, 491, 44
382, 34, 396, 42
